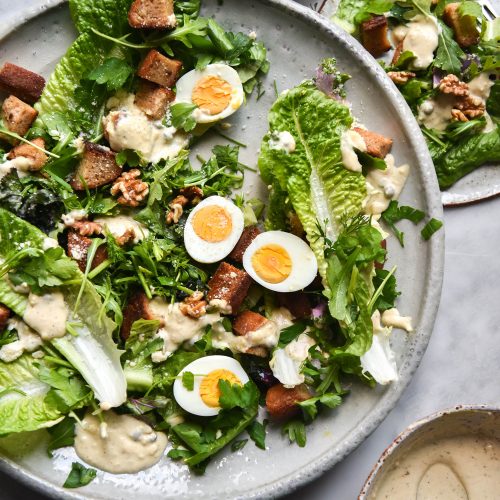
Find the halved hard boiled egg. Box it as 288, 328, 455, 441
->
174, 63, 244, 123
173, 355, 249, 416
242, 231, 318, 292
184, 195, 244, 263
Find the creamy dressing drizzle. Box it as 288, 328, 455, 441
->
363, 154, 410, 216
382, 307, 414, 332
212, 319, 279, 353
371, 434, 500, 499
340, 129, 366, 173
401, 15, 439, 70
103, 93, 188, 163
268, 131, 296, 153
23, 291, 68, 340
0, 156, 34, 181
149, 299, 220, 362
94, 215, 149, 244
75, 411, 168, 474
0, 318, 42, 363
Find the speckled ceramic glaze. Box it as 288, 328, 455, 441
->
0, 1, 444, 498
359, 405, 500, 499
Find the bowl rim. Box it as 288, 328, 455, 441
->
0, 1, 445, 499
359, 404, 500, 499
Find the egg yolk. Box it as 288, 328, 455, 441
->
192, 75, 233, 115
199, 369, 242, 408
192, 205, 233, 242
252, 244, 292, 284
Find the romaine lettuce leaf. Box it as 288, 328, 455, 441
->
0, 209, 127, 408
69, 0, 132, 35
259, 82, 366, 279
0, 355, 63, 436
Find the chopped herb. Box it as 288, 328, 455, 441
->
247, 420, 267, 450
63, 462, 97, 489
421, 218, 443, 240
182, 371, 195, 391
277, 322, 307, 348
381, 201, 425, 246
282, 419, 307, 447
231, 438, 248, 451
169, 103, 198, 132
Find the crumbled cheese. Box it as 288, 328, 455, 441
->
0, 318, 43, 363
93, 215, 149, 244
62, 209, 87, 226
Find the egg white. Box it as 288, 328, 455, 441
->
184, 196, 244, 264
242, 231, 318, 293
174, 63, 244, 124
173, 355, 250, 417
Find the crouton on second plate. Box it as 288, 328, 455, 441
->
137, 50, 183, 88
134, 80, 175, 119
0, 63, 45, 104
128, 0, 177, 30
233, 310, 269, 336
66, 230, 108, 273
7, 137, 48, 170
265, 383, 311, 420
229, 225, 262, 263
120, 291, 155, 340
1, 95, 38, 140
443, 2, 480, 48
353, 127, 393, 159
70, 142, 122, 191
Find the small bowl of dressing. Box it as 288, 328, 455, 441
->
359, 405, 500, 500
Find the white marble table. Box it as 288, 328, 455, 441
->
1, 2, 500, 499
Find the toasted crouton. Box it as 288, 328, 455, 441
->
360, 15, 392, 58
70, 142, 122, 191
1, 95, 38, 140
134, 80, 175, 119
128, 0, 177, 29
353, 127, 393, 159
137, 50, 183, 88
277, 292, 311, 319
207, 262, 252, 315
0, 304, 11, 331
229, 226, 261, 263
66, 230, 108, 273
443, 2, 479, 48
233, 310, 268, 336
265, 383, 311, 420
7, 137, 47, 170
120, 290, 155, 340
0, 63, 45, 104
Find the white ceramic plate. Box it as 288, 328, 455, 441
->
0, 1, 444, 498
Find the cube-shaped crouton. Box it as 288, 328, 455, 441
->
353, 127, 393, 159
0, 63, 45, 104
134, 80, 175, 119
277, 292, 311, 319
70, 142, 122, 191
66, 230, 108, 273
229, 225, 261, 263
443, 3, 479, 48
120, 290, 155, 340
233, 310, 268, 336
0, 304, 11, 331
1, 95, 38, 139
207, 262, 252, 314
128, 0, 177, 29
265, 383, 311, 420
7, 137, 47, 170
137, 50, 182, 88
360, 15, 392, 58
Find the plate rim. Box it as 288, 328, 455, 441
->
0, 0, 445, 498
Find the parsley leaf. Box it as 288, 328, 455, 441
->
169, 103, 198, 132
381, 200, 425, 246
63, 462, 97, 489
247, 420, 267, 450
182, 371, 195, 391
87, 57, 133, 90
282, 419, 307, 447
299, 393, 342, 420
47, 418, 75, 458
421, 218, 443, 240
277, 322, 307, 348
218, 380, 259, 411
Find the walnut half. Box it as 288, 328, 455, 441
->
111, 169, 149, 207
179, 291, 207, 319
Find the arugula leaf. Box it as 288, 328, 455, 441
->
435, 21, 466, 75
421, 218, 443, 240
458, 1, 483, 20
381, 200, 425, 246
169, 103, 198, 132
63, 462, 97, 489
299, 393, 342, 420
182, 371, 195, 391
282, 419, 307, 447
247, 420, 267, 450
87, 57, 133, 90
372, 268, 400, 311
277, 322, 307, 348
47, 418, 75, 457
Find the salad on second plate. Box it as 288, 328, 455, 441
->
0, 0, 441, 487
